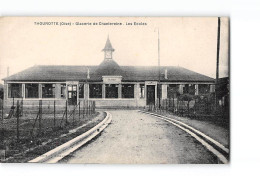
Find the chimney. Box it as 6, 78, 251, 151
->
87, 68, 90, 79
164, 69, 168, 79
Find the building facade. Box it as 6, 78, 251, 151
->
3, 37, 215, 108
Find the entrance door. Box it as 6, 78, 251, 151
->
68, 85, 77, 105
146, 85, 155, 105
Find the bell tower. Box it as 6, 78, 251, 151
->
102, 36, 115, 60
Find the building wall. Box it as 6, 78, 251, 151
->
3, 81, 214, 109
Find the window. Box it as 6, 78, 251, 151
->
61, 84, 66, 98
25, 84, 39, 98
183, 84, 195, 95
189, 84, 195, 95
183, 84, 188, 94
167, 84, 179, 98
198, 84, 210, 94
139, 84, 145, 98
89, 84, 102, 98
42, 84, 55, 98
157, 84, 162, 98
79, 83, 84, 98
8, 83, 22, 98
122, 84, 134, 98
105, 84, 118, 98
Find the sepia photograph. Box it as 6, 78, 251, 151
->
0, 17, 229, 164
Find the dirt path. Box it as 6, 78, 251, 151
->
61, 110, 218, 164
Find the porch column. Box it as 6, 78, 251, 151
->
145, 85, 147, 103
135, 83, 140, 100
195, 84, 199, 95
118, 84, 122, 98
22, 83, 25, 98
85, 83, 89, 100
162, 84, 167, 99
39, 83, 42, 99
65, 84, 68, 99
55, 83, 61, 98
179, 84, 184, 94
155, 84, 158, 104
102, 84, 105, 99
210, 84, 215, 93
77, 83, 79, 103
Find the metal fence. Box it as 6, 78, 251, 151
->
0, 99, 96, 158
147, 94, 228, 119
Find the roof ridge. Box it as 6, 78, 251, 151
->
35, 65, 98, 67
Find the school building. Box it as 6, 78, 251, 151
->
2, 37, 215, 108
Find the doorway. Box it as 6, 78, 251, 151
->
68, 85, 77, 105
146, 85, 155, 105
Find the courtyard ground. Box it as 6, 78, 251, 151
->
61, 110, 219, 164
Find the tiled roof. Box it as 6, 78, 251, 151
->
3, 64, 214, 83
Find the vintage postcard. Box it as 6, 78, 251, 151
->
0, 17, 229, 164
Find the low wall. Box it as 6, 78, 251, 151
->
3, 98, 146, 109
94, 99, 146, 108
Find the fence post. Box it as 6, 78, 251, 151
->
166, 99, 168, 112
92, 101, 94, 114
65, 100, 68, 124
83, 100, 85, 119
38, 100, 42, 136
54, 100, 56, 128
172, 98, 174, 113
93, 101, 96, 113
206, 97, 209, 114
1, 99, 3, 121
177, 98, 179, 114
187, 100, 190, 117
1, 99, 4, 155
79, 101, 80, 120
91, 101, 93, 114
90, 101, 92, 115
21, 98, 23, 116
73, 106, 75, 125
89, 101, 91, 115
86, 100, 88, 117
88, 102, 91, 116
194, 99, 197, 115
16, 100, 20, 142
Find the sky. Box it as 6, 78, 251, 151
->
0, 17, 229, 84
